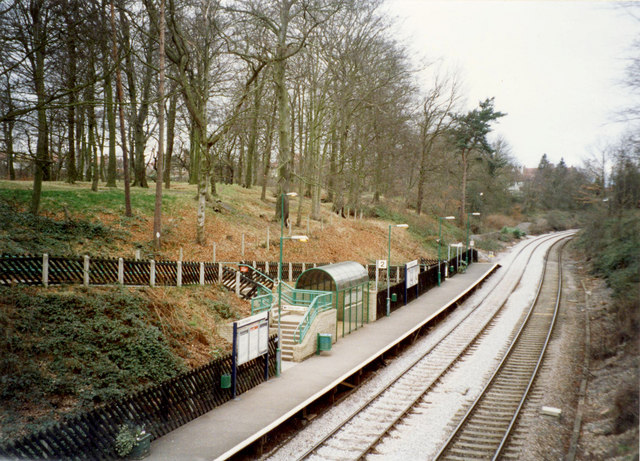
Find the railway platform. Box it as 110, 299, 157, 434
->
147, 262, 499, 461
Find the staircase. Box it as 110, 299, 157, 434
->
271, 304, 306, 361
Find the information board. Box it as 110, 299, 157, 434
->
235, 311, 269, 366
406, 259, 419, 288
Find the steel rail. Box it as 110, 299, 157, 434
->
294, 232, 572, 461
434, 237, 569, 461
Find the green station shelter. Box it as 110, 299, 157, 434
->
296, 261, 370, 338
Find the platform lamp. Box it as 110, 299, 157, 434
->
466, 212, 480, 266
387, 223, 409, 317
438, 216, 455, 286
277, 191, 305, 377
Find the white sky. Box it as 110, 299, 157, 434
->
383, 0, 639, 168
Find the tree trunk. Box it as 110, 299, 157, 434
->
261, 102, 277, 201
30, 0, 48, 214
163, 84, 176, 189
110, 0, 132, 216
153, 0, 165, 249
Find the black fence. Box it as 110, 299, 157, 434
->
375, 250, 477, 319
0, 335, 278, 460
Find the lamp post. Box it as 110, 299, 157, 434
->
466, 212, 480, 266
387, 223, 408, 317
277, 191, 299, 377
438, 216, 455, 286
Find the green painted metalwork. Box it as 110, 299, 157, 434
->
293, 291, 333, 343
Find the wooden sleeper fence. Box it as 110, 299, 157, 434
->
0, 335, 278, 460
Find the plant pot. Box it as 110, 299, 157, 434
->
129, 433, 152, 460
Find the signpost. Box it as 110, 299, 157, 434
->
405, 259, 419, 303
231, 311, 270, 399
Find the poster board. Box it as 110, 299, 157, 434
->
406, 259, 419, 288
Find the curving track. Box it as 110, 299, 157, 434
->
434, 237, 568, 460
270, 232, 573, 461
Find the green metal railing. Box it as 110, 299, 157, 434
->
251, 291, 274, 314
293, 291, 334, 344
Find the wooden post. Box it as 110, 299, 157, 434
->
118, 258, 124, 284
266, 228, 270, 252
235, 271, 241, 296
150, 260, 156, 287
288, 262, 292, 282
83, 255, 90, 287
218, 263, 223, 283
135, 249, 141, 261
200, 262, 205, 285
213, 242, 216, 263
396, 267, 400, 283
179, 247, 183, 262
265, 261, 269, 277
177, 260, 182, 287
302, 262, 306, 272
42, 253, 49, 287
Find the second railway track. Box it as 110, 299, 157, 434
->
267, 232, 574, 461
434, 237, 568, 460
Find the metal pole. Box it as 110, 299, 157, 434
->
386, 225, 391, 317
277, 193, 283, 377
466, 213, 470, 266
438, 218, 442, 286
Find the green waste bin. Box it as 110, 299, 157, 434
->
221, 374, 231, 389
391, 293, 397, 302
317, 333, 332, 355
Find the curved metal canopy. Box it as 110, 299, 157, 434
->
296, 261, 369, 291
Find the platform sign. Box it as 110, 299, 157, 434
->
235, 311, 269, 366
405, 259, 419, 288
231, 311, 270, 399
376, 259, 387, 269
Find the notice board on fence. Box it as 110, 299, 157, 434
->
406, 259, 419, 288
235, 311, 269, 366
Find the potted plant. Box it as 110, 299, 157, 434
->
115, 424, 152, 459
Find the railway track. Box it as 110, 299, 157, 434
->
273, 232, 573, 461
434, 237, 568, 460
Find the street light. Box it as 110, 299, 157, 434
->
276, 191, 299, 377
387, 223, 408, 317
438, 216, 455, 286
466, 212, 480, 266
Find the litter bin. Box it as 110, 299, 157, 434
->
317, 333, 332, 355
221, 374, 231, 389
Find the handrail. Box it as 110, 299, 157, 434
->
250, 291, 274, 315
237, 264, 276, 285
293, 291, 334, 344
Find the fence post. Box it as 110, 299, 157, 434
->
266, 228, 270, 252
288, 262, 292, 282
218, 263, 223, 283
302, 262, 306, 272
83, 255, 90, 287
213, 242, 216, 263
200, 262, 205, 285
265, 261, 269, 277
42, 253, 49, 287
150, 260, 156, 287
396, 267, 400, 283
177, 261, 182, 287
179, 247, 183, 262
135, 249, 141, 261
235, 271, 241, 297
118, 258, 124, 284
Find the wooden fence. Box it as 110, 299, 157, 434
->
375, 250, 477, 319
0, 335, 278, 460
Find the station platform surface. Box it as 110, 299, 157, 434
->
148, 263, 498, 461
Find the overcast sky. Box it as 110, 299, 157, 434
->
383, 0, 639, 168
